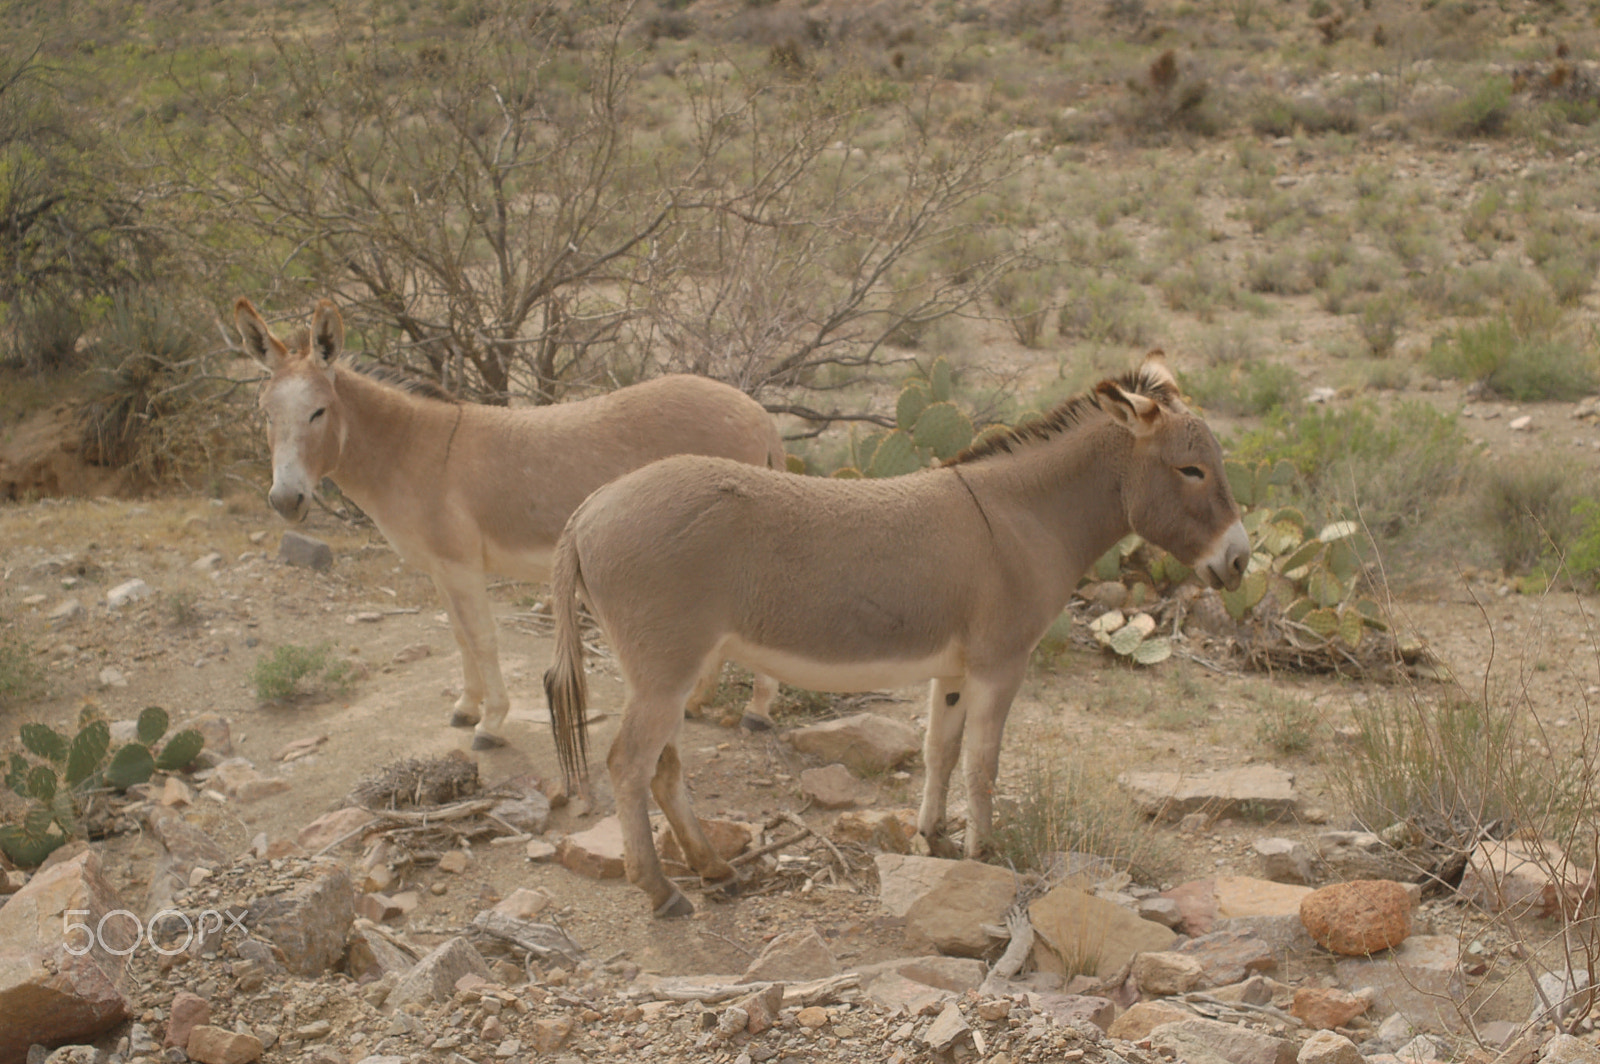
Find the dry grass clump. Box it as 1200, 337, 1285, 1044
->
1480, 457, 1596, 577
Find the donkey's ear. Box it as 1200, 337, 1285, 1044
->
309, 299, 344, 368
235, 298, 288, 370
1096, 379, 1163, 437
1139, 349, 1178, 390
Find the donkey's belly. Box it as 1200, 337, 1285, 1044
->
722, 635, 962, 693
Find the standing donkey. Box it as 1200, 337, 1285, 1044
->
237, 297, 786, 748
544, 353, 1251, 917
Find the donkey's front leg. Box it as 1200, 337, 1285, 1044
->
432, 569, 511, 748
915, 676, 966, 858
958, 668, 1025, 859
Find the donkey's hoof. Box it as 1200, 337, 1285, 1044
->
449, 710, 480, 729
739, 713, 774, 733
653, 889, 695, 919
470, 731, 508, 751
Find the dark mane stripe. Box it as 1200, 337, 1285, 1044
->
346, 359, 460, 404
946, 363, 1179, 466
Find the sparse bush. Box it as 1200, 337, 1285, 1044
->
252, 643, 356, 702
990, 743, 1174, 883
1481, 458, 1594, 575
4, 295, 86, 375
1056, 275, 1154, 346
1439, 77, 1514, 137
0, 640, 46, 708
1119, 49, 1224, 138
1256, 696, 1322, 757
1183, 362, 1299, 418
1356, 293, 1406, 357
1425, 318, 1596, 402
991, 268, 1056, 349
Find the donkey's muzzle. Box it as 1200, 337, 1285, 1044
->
268, 482, 310, 522
1199, 520, 1251, 591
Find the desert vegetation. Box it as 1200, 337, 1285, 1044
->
5, 0, 1600, 1047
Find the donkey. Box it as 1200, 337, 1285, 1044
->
237, 297, 786, 748
544, 353, 1250, 916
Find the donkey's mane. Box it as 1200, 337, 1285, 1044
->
345, 359, 460, 404
947, 363, 1180, 466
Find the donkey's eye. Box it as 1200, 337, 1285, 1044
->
310, 408, 326, 423
1178, 465, 1205, 480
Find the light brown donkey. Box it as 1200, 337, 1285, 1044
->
545, 353, 1250, 916
237, 297, 786, 748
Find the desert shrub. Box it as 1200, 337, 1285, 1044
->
1231, 401, 1473, 538
1160, 261, 1233, 321
3, 294, 87, 375
1438, 77, 1514, 137
1332, 694, 1578, 850
1425, 318, 1596, 402
1181, 362, 1299, 418
0, 640, 46, 708
252, 643, 355, 702
1481, 458, 1596, 575
1568, 501, 1600, 589
1118, 49, 1224, 138
989, 743, 1175, 883
1256, 696, 1322, 757
1056, 275, 1154, 346
991, 268, 1056, 348
1356, 293, 1406, 358
1244, 249, 1313, 296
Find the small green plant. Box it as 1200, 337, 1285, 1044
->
1567, 500, 1600, 588
165, 590, 203, 629
1425, 318, 1596, 402
2, 706, 204, 866
831, 358, 975, 478
1481, 458, 1593, 575
252, 643, 355, 702
0, 640, 47, 708
992, 268, 1055, 349
1256, 696, 1322, 756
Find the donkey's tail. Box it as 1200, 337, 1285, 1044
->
543, 530, 590, 794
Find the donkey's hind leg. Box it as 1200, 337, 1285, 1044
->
651, 743, 737, 891
609, 692, 698, 918
740, 672, 780, 732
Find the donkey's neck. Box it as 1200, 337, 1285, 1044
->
962, 416, 1132, 596
325, 368, 458, 511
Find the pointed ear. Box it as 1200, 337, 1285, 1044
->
1140, 348, 1178, 390
309, 299, 344, 368
1096, 379, 1164, 438
235, 298, 289, 370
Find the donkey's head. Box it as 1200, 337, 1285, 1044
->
237, 298, 346, 523
1096, 353, 1250, 591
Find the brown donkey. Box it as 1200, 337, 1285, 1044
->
237, 297, 786, 748
545, 353, 1251, 917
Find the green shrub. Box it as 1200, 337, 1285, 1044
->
1056, 275, 1154, 346
0, 640, 46, 708
1181, 362, 1299, 418
1425, 318, 1596, 402
1440, 77, 1513, 137
1256, 696, 1322, 757
252, 643, 355, 702
1481, 458, 1593, 574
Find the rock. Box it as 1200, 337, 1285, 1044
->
528, 1018, 572, 1054
741, 927, 840, 983
1335, 936, 1464, 1033
492, 888, 556, 921
922, 1002, 971, 1051
48, 598, 85, 627
875, 855, 1016, 957
1509, 415, 1532, 431
1138, 896, 1184, 928
1292, 987, 1370, 1030
1529, 968, 1592, 1026
1149, 1018, 1297, 1064
785, 713, 921, 775
189, 715, 234, 757
832, 809, 918, 854
164, 992, 212, 1049
1300, 880, 1411, 956
525, 839, 556, 861
193, 552, 224, 572
388, 937, 491, 1008
1254, 838, 1316, 885
1027, 993, 1117, 1031
297, 808, 377, 855
346, 928, 416, 984
1119, 765, 1298, 822
1299, 1030, 1364, 1064
1394, 1034, 1443, 1061
1541, 1034, 1600, 1064
0, 849, 133, 1064
437, 850, 469, 874
279, 532, 333, 570
556, 817, 626, 879
1209, 975, 1284, 1006
186, 1026, 262, 1064
98, 666, 128, 688
799, 764, 869, 809
1029, 884, 1176, 980
1213, 914, 1319, 962
1310, 832, 1410, 882
490, 793, 552, 835
161, 777, 194, 807
656, 818, 751, 871
145, 807, 230, 870
106, 578, 152, 609
1108, 1001, 1194, 1041
1163, 876, 1315, 936
275, 735, 327, 762
1459, 838, 1593, 919
735, 983, 784, 1035
1132, 951, 1206, 995
245, 861, 355, 976
391, 643, 432, 664
795, 1006, 829, 1029
1175, 928, 1277, 986
355, 893, 403, 923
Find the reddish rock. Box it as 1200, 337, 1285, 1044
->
832, 809, 918, 854
1460, 838, 1595, 919
0, 849, 133, 1064
296, 808, 378, 854
187, 1025, 263, 1064
799, 764, 869, 809
1175, 928, 1277, 985
656, 818, 753, 871
736, 984, 784, 1035
1107, 1001, 1193, 1041
1299, 880, 1411, 956
245, 860, 355, 975
530, 1018, 574, 1054
165, 991, 212, 1049
556, 818, 626, 880
1292, 986, 1371, 1030
741, 926, 840, 983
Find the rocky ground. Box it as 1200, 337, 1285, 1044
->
3, 490, 1600, 1064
